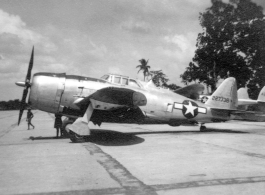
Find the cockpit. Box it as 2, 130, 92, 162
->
101, 74, 142, 88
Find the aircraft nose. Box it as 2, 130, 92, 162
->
133, 92, 147, 106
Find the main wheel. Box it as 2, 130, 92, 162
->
200, 125, 207, 132
69, 131, 86, 143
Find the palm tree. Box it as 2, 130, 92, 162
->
136, 59, 150, 81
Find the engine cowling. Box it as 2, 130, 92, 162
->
29, 73, 66, 113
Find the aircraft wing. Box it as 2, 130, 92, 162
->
74, 87, 147, 111
71, 87, 147, 130
175, 84, 205, 100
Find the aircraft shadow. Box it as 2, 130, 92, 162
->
28, 136, 69, 140
125, 128, 248, 135
27, 128, 247, 146
85, 128, 247, 146
199, 128, 249, 134
86, 129, 145, 146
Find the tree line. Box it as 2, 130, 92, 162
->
0, 99, 21, 110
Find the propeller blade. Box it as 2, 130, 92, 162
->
25, 47, 34, 85
18, 88, 28, 125
17, 46, 34, 125
18, 108, 25, 126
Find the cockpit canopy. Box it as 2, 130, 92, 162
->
101, 74, 142, 88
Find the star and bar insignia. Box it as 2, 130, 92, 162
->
174, 100, 207, 119
201, 96, 209, 103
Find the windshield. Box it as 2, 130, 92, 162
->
129, 79, 141, 88
100, 75, 109, 80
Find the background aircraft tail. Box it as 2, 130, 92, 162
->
237, 88, 251, 110
257, 86, 265, 112
205, 77, 238, 110
238, 88, 249, 99
257, 86, 265, 102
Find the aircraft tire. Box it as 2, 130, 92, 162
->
69, 131, 86, 143
200, 126, 207, 132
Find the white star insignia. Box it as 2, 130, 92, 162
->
184, 101, 197, 116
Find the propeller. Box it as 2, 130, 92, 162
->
18, 47, 34, 125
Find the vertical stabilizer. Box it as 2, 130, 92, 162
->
258, 86, 265, 102
237, 88, 250, 111
257, 86, 265, 112
205, 77, 238, 110
238, 88, 249, 99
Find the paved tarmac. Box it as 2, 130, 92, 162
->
1, 110, 265, 195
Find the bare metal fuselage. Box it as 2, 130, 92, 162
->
29, 72, 231, 126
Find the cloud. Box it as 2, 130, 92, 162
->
164, 33, 197, 52
161, 33, 197, 65
131, 51, 142, 59
0, 60, 16, 73
149, 32, 198, 84
0, 9, 42, 44
45, 63, 67, 73
88, 39, 108, 59
0, 9, 57, 55
121, 17, 151, 34
108, 67, 123, 75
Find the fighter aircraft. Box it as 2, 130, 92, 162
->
16, 48, 246, 142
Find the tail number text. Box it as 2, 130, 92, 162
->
212, 96, 229, 103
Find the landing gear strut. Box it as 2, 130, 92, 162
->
61, 118, 76, 138
68, 104, 93, 143
200, 124, 207, 132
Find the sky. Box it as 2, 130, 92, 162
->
0, 0, 265, 101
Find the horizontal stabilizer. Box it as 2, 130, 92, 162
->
238, 99, 257, 106
205, 77, 238, 110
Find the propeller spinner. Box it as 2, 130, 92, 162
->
16, 47, 34, 125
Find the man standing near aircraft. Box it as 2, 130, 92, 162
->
54, 114, 63, 138
26, 109, 34, 130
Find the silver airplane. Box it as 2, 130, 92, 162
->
16, 48, 245, 142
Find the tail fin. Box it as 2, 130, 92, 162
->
257, 86, 265, 112
238, 88, 249, 99
237, 88, 250, 110
205, 77, 238, 110
257, 86, 265, 102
